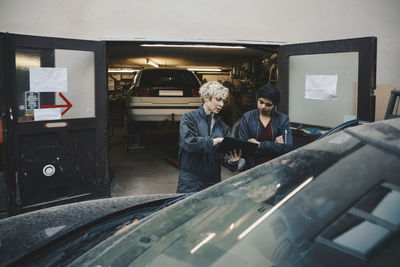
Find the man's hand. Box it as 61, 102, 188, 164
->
275, 135, 284, 144
248, 138, 260, 147
226, 149, 242, 164
213, 137, 224, 146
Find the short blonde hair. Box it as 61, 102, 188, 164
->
199, 81, 229, 99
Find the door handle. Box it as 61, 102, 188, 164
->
9, 107, 13, 121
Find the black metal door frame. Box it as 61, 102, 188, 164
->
2, 33, 109, 216
0, 33, 8, 218
278, 37, 377, 122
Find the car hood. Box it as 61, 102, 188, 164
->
68, 119, 400, 267
0, 194, 182, 266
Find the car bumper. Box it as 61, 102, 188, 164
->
126, 97, 202, 121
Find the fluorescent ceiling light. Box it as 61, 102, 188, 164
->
141, 44, 245, 49
146, 59, 159, 68
187, 68, 222, 72
108, 69, 139, 73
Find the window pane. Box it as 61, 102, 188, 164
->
15, 49, 41, 122
16, 49, 96, 121
55, 49, 95, 119
356, 186, 400, 226
371, 190, 400, 225
288, 52, 359, 127
140, 69, 199, 88
333, 219, 390, 255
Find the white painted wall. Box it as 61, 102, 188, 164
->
1, 0, 399, 86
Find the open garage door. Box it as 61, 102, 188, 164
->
278, 37, 377, 147
0, 33, 109, 216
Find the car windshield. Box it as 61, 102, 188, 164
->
139, 69, 200, 88
69, 131, 370, 266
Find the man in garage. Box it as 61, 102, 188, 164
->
239, 84, 293, 169
177, 81, 244, 193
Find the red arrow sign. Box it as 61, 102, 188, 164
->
40, 92, 72, 116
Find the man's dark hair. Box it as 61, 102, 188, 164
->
257, 84, 280, 105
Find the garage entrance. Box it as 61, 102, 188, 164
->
105, 37, 376, 197
106, 40, 281, 196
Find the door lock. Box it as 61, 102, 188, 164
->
43, 164, 56, 177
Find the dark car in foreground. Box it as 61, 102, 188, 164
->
2, 118, 400, 266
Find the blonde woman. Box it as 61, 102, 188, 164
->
177, 81, 243, 193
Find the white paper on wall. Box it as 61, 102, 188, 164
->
29, 67, 68, 92
34, 108, 61, 121
305, 74, 338, 100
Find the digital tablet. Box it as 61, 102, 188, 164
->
216, 137, 258, 157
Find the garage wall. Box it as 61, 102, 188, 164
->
1, 0, 399, 97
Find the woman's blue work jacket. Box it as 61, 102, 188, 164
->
177, 106, 237, 193
239, 109, 293, 169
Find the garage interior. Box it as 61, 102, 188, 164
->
106, 41, 280, 196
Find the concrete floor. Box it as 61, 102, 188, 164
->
109, 125, 235, 197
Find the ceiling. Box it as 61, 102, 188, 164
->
107, 42, 279, 70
